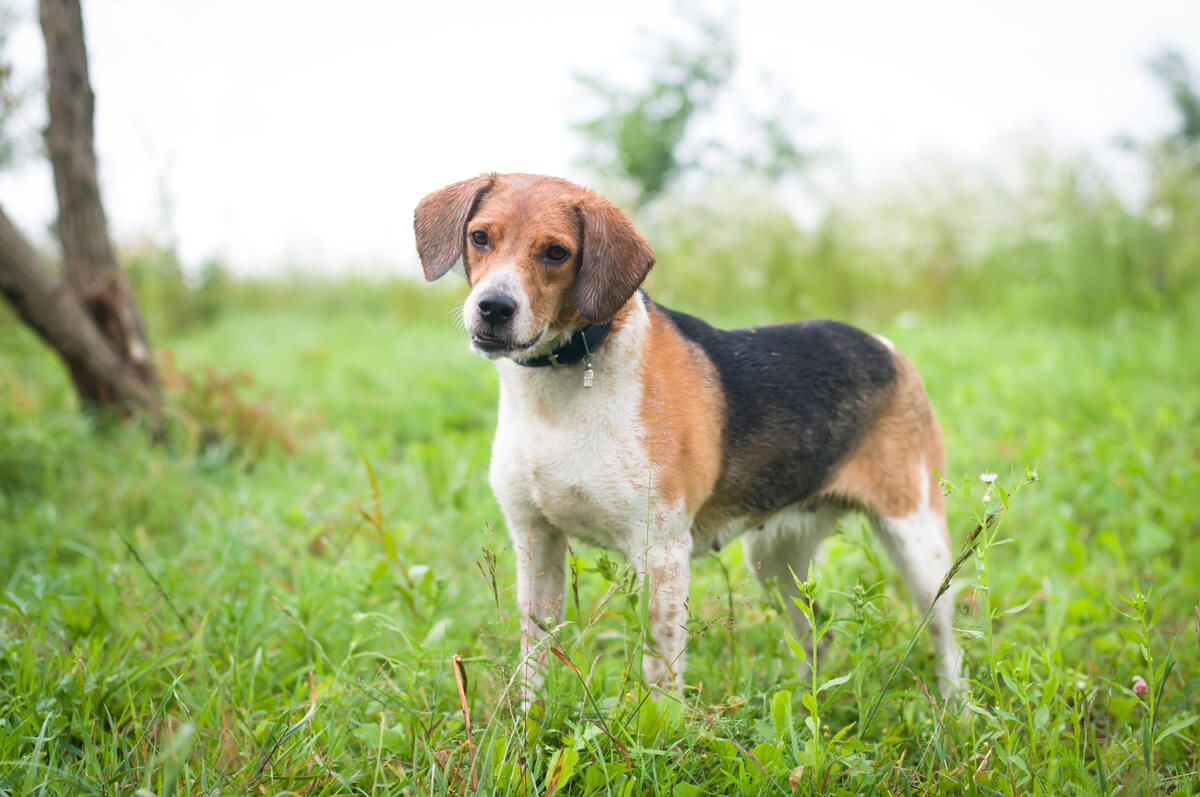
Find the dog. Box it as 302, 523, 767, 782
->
415, 173, 962, 701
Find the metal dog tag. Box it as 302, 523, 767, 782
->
583, 355, 594, 388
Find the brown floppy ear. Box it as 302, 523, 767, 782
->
576, 194, 655, 323
414, 174, 494, 281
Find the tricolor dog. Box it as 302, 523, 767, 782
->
415, 173, 962, 700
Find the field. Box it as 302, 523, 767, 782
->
1, 282, 1199, 794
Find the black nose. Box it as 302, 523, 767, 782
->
478, 292, 517, 326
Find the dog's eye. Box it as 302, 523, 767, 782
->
545, 245, 569, 263
470, 230, 489, 247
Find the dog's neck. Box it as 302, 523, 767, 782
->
511, 321, 613, 369
494, 293, 648, 404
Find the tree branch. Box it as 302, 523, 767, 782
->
0, 206, 160, 414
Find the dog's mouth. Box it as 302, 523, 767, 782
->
470, 328, 544, 356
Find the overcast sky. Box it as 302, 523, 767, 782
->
0, 1, 1196, 275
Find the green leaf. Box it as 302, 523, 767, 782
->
771, 690, 793, 740
829, 722, 856, 744
784, 632, 809, 664
1155, 715, 1199, 745
524, 715, 543, 745
997, 597, 1035, 616
1006, 752, 1030, 777
545, 746, 580, 796
800, 690, 819, 717
583, 763, 608, 792
707, 736, 739, 763
1108, 696, 1136, 723
673, 785, 706, 797
750, 741, 782, 770
817, 673, 852, 695
368, 558, 389, 584
1117, 627, 1145, 646
409, 564, 434, 593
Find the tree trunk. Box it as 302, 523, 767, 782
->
38, 0, 158, 406
0, 0, 159, 417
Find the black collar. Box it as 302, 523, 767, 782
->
514, 322, 612, 368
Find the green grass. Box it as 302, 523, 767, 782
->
1, 297, 1198, 795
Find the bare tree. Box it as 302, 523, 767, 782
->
0, 0, 159, 416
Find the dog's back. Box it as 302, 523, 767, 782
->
655, 299, 901, 518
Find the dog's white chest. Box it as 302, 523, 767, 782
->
492, 371, 652, 550
488, 314, 656, 552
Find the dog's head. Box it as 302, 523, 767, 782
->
414, 173, 654, 360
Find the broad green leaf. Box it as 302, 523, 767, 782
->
545, 746, 579, 796
751, 741, 782, 770
673, 785, 706, 797
771, 690, 793, 739
583, 763, 608, 792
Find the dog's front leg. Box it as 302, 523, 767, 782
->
627, 527, 692, 689
511, 521, 566, 706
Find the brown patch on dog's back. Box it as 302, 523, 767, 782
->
639, 303, 724, 515
819, 351, 946, 529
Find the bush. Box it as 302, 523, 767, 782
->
122, 240, 230, 335
636, 142, 1200, 325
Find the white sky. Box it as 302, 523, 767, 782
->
0, 0, 1196, 275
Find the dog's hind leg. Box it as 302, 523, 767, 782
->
817, 352, 962, 698
868, 491, 963, 698
743, 505, 843, 681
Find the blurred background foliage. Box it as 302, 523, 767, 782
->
570, 18, 1200, 326
71, 34, 1200, 337
1, 13, 1197, 335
